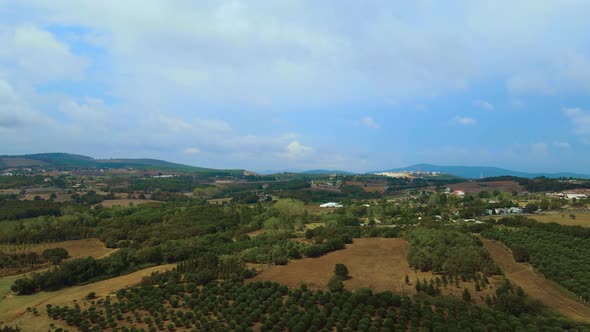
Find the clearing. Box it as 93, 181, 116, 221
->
449, 180, 524, 194
0, 264, 176, 331
250, 238, 497, 304
94, 199, 161, 208
481, 238, 590, 323
530, 211, 590, 227
0, 238, 116, 276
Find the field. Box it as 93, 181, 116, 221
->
0, 238, 116, 276
530, 211, 590, 227
481, 238, 590, 323
251, 238, 497, 304
0, 264, 176, 331
0, 238, 114, 259
94, 198, 160, 208
449, 180, 524, 194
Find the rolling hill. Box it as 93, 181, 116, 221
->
0, 153, 244, 175
378, 163, 590, 179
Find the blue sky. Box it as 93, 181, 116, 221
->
1, 1, 590, 173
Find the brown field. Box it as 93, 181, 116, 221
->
450, 180, 524, 194
529, 211, 590, 227
250, 238, 496, 304
208, 197, 233, 205
95, 199, 161, 208
21, 193, 72, 202
0, 264, 176, 331
482, 238, 590, 323
0, 239, 116, 276
346, 181, 387, 193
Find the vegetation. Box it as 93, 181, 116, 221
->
483, 225, 590, 302
42, 277, 587, 332
406, 228, 499, 277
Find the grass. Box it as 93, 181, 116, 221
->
0, 264, 175, 331
531, 211, 590, 227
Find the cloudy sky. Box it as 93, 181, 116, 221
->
1, 1, 590, 173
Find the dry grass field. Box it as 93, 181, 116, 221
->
0, 264, 176, 331
482, 238, 590, 323
250, 238, 497, 304
95, 198, 161, 208
530, 211, 590, 227
450, 180, 524, 194
0, 239, 116, 276
0, 238, 114, 259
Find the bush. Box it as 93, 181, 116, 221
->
42, 247, 69, 265
328, 276, 344, 292
334, 264, 349, 279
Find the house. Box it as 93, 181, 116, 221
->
508, 207, 524, 214
452, 190, 465, 198
153, 174, 174, 178
320, 202, 343, 208
566, 193, 587, 200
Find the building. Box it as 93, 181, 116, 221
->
320, 202, 343, 208
566, 193, 587, 200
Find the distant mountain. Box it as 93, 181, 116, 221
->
302, 170, 357, 175
378, 163, 590, 179
0, 153, 244, 175
256, 169, 356, 175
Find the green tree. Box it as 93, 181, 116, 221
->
328, 276, 344, 292
334, 264, 349, 279
462, 288, 471, 302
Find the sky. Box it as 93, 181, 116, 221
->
1, 1, 590, 173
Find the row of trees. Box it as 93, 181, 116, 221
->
45, 278, 586, 331
482, 226, 590, 302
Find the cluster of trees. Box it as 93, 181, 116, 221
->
45, 279, 585, 332
328, 264, 349, 292
407, 228, 500, 277
0, 197, 62, 221
497, 216, 590, 239
482, 226, 590, 302
0, 247, 69, 275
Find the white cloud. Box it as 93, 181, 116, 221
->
279, 141, 313, 160
553, 141, 571, 149
184, 147, 201, 155
358, 116, 380, 129
564, 107, 590, 136
531, 142, 548, 155
0, 26, 87, 82
473, 99, 494, 111
452, 116, 477, 126
0, 79, 47, 128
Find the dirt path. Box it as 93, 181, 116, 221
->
482, 238, 590, 323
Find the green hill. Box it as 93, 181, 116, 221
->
0, 153, 244, 175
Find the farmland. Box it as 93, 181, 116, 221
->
1, 166, 590, 330
0, 238, 116, 276
252, 238, 499, 304
530, 211, 590, 227
448, 180, 525, 194
0, 264, 176, 331
482, 238, 590, 323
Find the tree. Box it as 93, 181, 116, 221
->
328, 276, 344, 292
511, 246, 530, 263
42, 248, 69, 265
11, 278, 37, 295
462, 288, 471, 302
334, 264, 349, 279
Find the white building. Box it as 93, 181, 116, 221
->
566, 193, 587, 200
320, 202, 343, 208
